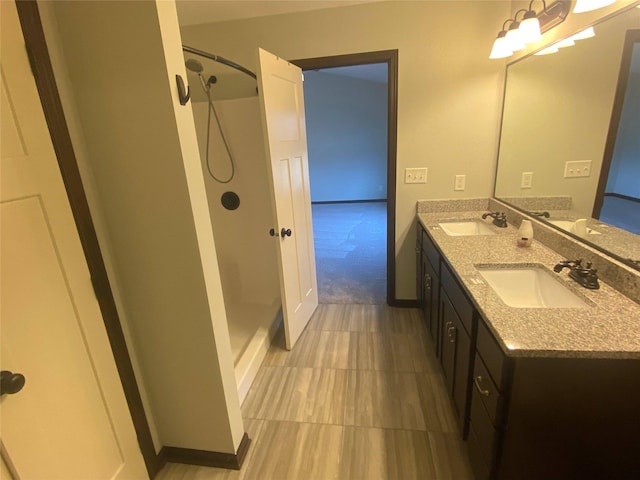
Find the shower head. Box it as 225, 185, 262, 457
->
186, 58, 210, 92
185, 58, 204, 73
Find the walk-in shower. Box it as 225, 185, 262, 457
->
182, 46, 281, 403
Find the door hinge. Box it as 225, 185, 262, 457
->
24, 43, 37, 79
90, 275, 100, 301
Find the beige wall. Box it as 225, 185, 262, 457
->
180, 0, 510, 300
41, 0, 243, 454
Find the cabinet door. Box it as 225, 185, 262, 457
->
423, 256, 439, 348
416, 233, 423, 305
440, 290, 472, 435
440, 291, 457, 395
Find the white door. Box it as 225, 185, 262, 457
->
0, 2, 147, 478
257, 48, 318, 350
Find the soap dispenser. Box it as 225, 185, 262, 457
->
517, 219, 533, 247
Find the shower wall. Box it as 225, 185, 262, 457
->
191, 96, 281, 366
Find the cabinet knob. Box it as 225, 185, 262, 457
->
1, 370, 26, 395
281, 228, 292, 237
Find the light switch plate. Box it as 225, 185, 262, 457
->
454, 175, 466, 191
521, 172, 533, 188
564, 160, 592, 178
405, 168, 427, 184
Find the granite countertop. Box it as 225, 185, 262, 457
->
417, 211, 640, 360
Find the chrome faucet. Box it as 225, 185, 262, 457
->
553, 259, 600, 290
482, 211, 508, 228
529, 211, 550, 218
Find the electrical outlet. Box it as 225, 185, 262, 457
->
454, 175, 466, 191
521, 172, 533, 188
564, 160, 592, 178
405, 168, 427, 184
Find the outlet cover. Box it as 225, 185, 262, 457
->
405, 167, 427, 184
521, 172, 533, 188
564, 160, 592, 178
454, 175, 466, 191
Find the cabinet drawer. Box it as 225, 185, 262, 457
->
477, 319, 508, 389
421, 229, 440, 274
470, 386, 501, 469
440, 262, 473, 334
472, 353, 503, 426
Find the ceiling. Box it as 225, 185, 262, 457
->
175, 0, 382, 27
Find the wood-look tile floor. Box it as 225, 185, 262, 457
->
157, 305, 473, 480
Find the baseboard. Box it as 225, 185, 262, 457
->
312, 198, 387, 205
157, 432, 251, 471
391, 299, 420, 308
604, 192, 640, 204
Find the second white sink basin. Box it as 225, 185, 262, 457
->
438, 220, 496, 236
477, 265, 588, 308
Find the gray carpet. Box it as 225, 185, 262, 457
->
312, 202, 387, 304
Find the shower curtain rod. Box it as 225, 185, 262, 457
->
182, 45, 257, 80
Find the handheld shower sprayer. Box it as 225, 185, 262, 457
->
184, 57, 235, 183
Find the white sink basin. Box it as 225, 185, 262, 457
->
477, 265, 588, 308
548, 220, 601, 235
438, 220, 496, 236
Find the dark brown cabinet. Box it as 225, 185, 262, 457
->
417, 224, 473, 436
416, 221, 640, 479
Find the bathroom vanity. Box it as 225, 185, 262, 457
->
416, 204, 640, 480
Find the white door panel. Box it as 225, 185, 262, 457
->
257, 48, 318, 349
0, 1, 147, 478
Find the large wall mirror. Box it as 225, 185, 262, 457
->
495, 5, 640, 271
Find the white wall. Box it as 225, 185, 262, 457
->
191, 97, 280, 307
180, 0, 509, 299
42, 0, 243, 454
304, 70, 388, 202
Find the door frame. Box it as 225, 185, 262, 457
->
292, 50, 399, 306
15, 2, 158, 476
593, 29, 640, 219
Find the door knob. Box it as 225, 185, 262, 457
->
1, 370, 26, 395
281, 228, 292, 237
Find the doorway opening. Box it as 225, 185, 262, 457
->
593, 30, 640, 235
294, 50, 398, 305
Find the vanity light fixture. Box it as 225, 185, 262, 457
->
534, 45, 560, 55
547, 27, 597, 53
505, 19, 527, 52
489, 0, 570, 59
573, 0, 615, 14
489, 28, 514, 59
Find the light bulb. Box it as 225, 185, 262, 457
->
555, 37, 576, 48
505, 23, 526, 52
490, 31, 513, 59
573, 0, 615, 14
519, 11, 542, 44
534, 46, 559, 55
570, 26, 596, 41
